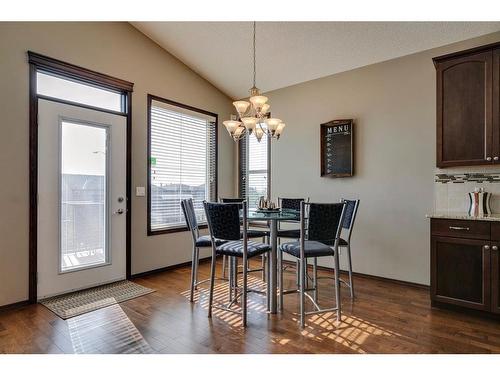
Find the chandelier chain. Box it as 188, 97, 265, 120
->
253, 21, 256, 88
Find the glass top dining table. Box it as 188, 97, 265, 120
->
245, 208, 300, 313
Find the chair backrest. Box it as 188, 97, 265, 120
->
220, 197, 245, 203
280, 197, 307, 211
181, 198, 198, 231
302, 202, 346, 245
340, 199, 360, 238
204, 201, 245, 241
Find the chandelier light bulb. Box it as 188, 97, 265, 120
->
233, 126, 245, 140
223, 120, 241, 135
233, 100, 250, 116
265, 118, 281, 133
249, 95, 268, 112
254, 127, 264, 142
261, 103, 270, 114
276, 122, 286, 139
241, 117, 258, 134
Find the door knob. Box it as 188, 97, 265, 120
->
486, 157, 492, 161
115, 208, 124, 215
484, 245, 490, 250
494, 157, 499, 161
492, 246, 498, 251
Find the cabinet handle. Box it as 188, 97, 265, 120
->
449, 226, 470, 231
486, 156, 492, 161
494, 157, 499, 161
484, 245, 490, 250
492, 246, 498, 251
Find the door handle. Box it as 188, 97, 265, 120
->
449, 226, 469, 231
114, 208, 125, 215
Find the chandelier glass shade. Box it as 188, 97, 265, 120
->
223, 22, 286, 143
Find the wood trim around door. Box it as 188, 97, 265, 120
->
28, 51, 134, 303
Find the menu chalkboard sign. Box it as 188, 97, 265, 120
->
320, 119, 354, 178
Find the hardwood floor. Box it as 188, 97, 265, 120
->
1, 258, 500, 354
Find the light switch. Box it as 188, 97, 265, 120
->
136, 186, 146, 197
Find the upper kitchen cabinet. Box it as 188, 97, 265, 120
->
434, 48, 493, 167
434, 43, 500, 169
493, 48, 500, 162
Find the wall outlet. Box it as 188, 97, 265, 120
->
136, 186, 146, 197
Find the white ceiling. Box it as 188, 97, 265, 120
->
132, 22, 500, 99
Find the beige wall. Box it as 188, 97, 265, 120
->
0, 22, 235, 306
266, 32, 500, 285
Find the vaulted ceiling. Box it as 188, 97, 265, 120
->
132, 22, 500, 99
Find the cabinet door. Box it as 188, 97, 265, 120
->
431, 236, 491, 311
491, 243, 500, 314
436, 50, 493, 167
493, 48, 500, 162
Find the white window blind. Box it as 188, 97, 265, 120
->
149, 98, 217, 232
239, 133, 269, 209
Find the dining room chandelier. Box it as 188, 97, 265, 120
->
223, 22, 285, 143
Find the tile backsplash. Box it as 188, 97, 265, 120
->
434, 172, 500, 213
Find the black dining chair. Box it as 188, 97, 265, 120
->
278, 201, 346, 328
337, 198, 360, 299
276, 197, 309, 287
204, 201, 271, 326
220, 197, 269, 281
181, 198, 227, 302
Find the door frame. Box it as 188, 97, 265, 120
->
28, 51, 134, 303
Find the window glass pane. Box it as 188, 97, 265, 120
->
37, 72, 123, 112
149, 100, 216, 231
61, 121, 108, 272
247, 134, 268, 209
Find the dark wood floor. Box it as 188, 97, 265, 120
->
1, 259, 500, 354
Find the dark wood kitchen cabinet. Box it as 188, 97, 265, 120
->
491, 242, 500, 314
430, 218, 500, 316
434, 42, 500, 168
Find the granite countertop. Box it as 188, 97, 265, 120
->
427, 213, 500, 222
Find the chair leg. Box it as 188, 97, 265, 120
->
266, 252, 271, 309
242, 255, 248, 327
261, 254, 266, 282
333, 249, 342, 322
295, 259, 300, 288
313, 257, 318, 303
278, 248, 283, 312
299, 257, 306, 329
228, 255, 233, 302
232, 257, 237, 299
266, 250, 271, 311
194, 246, 200, 289
208, 250, 217, 318
234, 257, 239, 302
222, 255, 227, 279
189, 245, 197, 302
347, 244, 355, 299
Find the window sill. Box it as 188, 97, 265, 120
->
147, 224, 208, 236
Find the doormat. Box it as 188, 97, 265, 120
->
40, 280, 155, 319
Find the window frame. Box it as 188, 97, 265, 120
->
147, 94, 218, 235
238, 130, 271, 204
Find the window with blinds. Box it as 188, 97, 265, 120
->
239, 133, 270, 209
148, 96, 217, 233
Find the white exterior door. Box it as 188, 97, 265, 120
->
37, 99, 127, 299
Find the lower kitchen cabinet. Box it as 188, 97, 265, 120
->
492, 244, 500, 314
430, 218, 500, 316
431, 236, 490, 311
